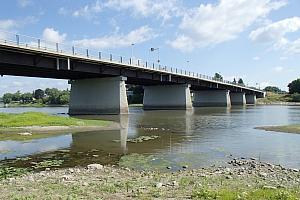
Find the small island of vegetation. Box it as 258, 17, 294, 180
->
0, 112, 112, 140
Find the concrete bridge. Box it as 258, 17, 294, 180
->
0, 32, 265, 114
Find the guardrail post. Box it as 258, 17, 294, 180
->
86, 49, 89, 57
120, 56, 122, 63
110, 54, 112, 61
153, 63, 155, 69
99, 52, 101, 59
38, 39, 41, 49
137, 60, 140, 66
129, 58, 132, 65
16, 34, 19, 46
145, 61, 148, 68
56, 43, 59, 52
72, 46, 75, 55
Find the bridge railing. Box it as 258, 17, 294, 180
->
0, 30, 260, 91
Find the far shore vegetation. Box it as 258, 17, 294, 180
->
0, 85, 145, 107
258, 79, 300, 104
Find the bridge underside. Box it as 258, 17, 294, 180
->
0, 44, 265, 114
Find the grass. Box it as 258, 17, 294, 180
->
0, 112, 109, 128
257, 124, 300, 134
257, 92, 292, 104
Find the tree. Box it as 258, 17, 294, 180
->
238, 78, 244, 86
34, 89, 45, 99
264, 86, 282, 93
58, 90, 70, 105
3, 93, 13, 104
213, 73, 223, 81
288, 79, 300, 94
21, 93, 33, 103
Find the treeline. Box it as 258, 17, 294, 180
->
263, 78, 300, 102
2, 88, 70, 105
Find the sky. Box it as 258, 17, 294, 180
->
0, 0, 299, 95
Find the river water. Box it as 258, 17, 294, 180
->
1, 105, 300, 169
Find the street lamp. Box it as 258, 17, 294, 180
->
131, 43, 135, 59
150, 47, 160, 64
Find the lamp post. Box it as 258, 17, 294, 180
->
131, 43, 135, 59
150, 47, 160, 64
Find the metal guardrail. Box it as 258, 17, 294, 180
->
0, 30, 262, 92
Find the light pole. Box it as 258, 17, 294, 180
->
131, 43, 135, 59
150, 47, 160, 64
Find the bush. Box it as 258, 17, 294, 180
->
290, 93, 300, 102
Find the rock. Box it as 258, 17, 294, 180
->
225, 175, 233, 179
87, 164, 104, 170
62, 175, 72, 181
166, 166, 172, 170
263, 185, 277, 190
45, 168, 50, 171
68, 168, 74, 173
292, 168, 299, 173
18, 132, 32, 136
82, 182, 89, 186
156, 182, 163, 188
182, 165, 188, 169
92, 155, 99, 157
259, 172, 268, 177
172, 181, 179, 187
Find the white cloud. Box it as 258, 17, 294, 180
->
260, 81, 271, 88
0, 19, 18, 30
104, 0, 180, 22
169, 0, 287, 51
18, 0, 32, 7
42, 28, 67, 43
253, 56, 261, 61
274, 66, 284, 72
279, 56, 288, 60
73, 26, 155, 49
72, 0, 102, 19
250, 17, 300, 54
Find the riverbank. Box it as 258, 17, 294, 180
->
0, 112, 117, 140
257, 92, 300, 105
1, 157, 299, 199
257, 124, 300, 134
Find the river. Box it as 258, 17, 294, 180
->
1, 105, 300, 169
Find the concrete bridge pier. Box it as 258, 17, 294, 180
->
143, 84, 192, 110
69, 76, 128, 115
193, 90, 231, 107
230, 92, 246, 106
246, 94, 257, 105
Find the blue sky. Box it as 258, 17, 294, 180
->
0, 0, 300, 95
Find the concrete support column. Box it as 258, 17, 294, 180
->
143, 84, 192, 110
193, 90, 231, 107
69, 76, 128, 115
230, 92, 246, 106
246, 94, 257, 105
